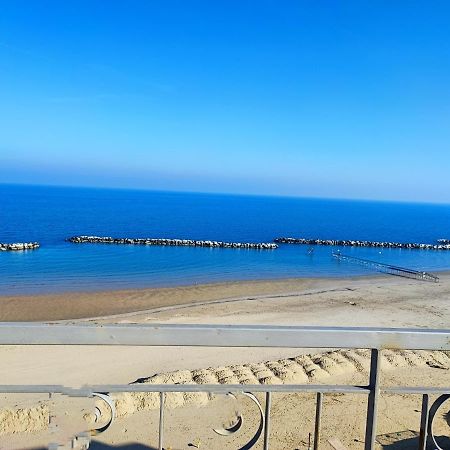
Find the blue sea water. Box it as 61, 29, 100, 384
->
1, 184, 450, 295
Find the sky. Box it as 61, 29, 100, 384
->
1, 1, 449, 203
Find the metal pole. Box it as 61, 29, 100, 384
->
159, 392, 165, 450
263, 391, 272, 450
418, 394, 429, 450
364, 349, 380, 450
314, 392, 323, 450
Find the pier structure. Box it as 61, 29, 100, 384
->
0, 242, 39, 251
332, 251, 439, 282
68, 235, 278, 250
275, 237, 450, 250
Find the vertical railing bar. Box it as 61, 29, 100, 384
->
159, 392, 165, 450
263, 391, 272, 450
314, 392, 323, 450
364, 349, 380, 450
418, 393, 429, 450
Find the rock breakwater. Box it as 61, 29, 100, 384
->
68, 236, 278, 249
0, 242, 40, 251
274, 237, 450, 250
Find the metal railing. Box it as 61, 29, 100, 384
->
0, 324, 449, 450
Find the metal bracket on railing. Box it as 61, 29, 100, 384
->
71, 434, 91, 450
213, 393, 243, 436
89, 392, 116, 436
47, 392, 115, 450
428, 394, 450, 450
213, 392, 264, 450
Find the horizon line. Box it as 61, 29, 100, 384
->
2, 181, 450, 207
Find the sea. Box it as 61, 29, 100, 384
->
1, 184, 450, 296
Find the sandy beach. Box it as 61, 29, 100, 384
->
1, 274, 449, 449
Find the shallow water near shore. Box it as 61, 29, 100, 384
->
1, 184, 450, 295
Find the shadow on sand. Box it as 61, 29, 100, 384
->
87, 435, 450, 450
382, 435, 450, 449
90, 443, 157, 450
30, 445, 156, 450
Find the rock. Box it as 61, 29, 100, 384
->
0, 242, 40, 251
274, 237, 450, 251
67, 236, 278, 250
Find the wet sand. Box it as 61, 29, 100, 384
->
2, 272, 448, 322
0, 277, 346, 321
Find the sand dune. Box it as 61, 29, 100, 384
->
0, 404, 49, 435
112, 348, 450, 417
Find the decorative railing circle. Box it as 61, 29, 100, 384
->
428, 394, 450, 450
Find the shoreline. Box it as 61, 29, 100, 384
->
1, 271, 449, 322
0, 276, 326, 321
0, 271, 386, 298
2, 266, 449, 297
0, 271, 386, 296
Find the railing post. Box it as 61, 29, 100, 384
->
263, 391, 272, 450
418, 394, 429, 450
314, 392, 323, 450
159, 392, 165, 450
364, 349, 380, 450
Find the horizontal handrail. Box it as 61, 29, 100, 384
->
0, 384, 372, 395
0, 323, 448, 350
1, 383, 449, 396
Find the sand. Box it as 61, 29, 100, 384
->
0, 274, 449, 449
0, 278, 320, 321
111, 348, 450, 418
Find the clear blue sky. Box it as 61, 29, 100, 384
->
1, 1, 449, 202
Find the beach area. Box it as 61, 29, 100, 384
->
1, 274, 449, 448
